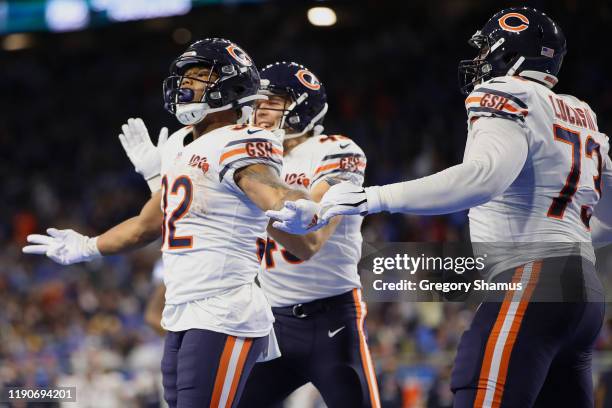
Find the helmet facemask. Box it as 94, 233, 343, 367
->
164, 59, 221, 125
255, 79, 326, 141
164, 57, 265, 125
458, 33, 504, 95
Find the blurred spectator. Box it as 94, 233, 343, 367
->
2, 1, 612, 407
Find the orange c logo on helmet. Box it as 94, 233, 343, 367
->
295, 69, 321, 90
225, 45, 253, 66
498, 12, 529, 32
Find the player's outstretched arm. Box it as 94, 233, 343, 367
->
96, 190, 163, 253
23, 191, 163, 264
319, 117, 529, 222
235, 163, 310, 210
266, 179, 342, 260
234, 163, 332, 260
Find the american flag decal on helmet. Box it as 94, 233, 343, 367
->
541, 46, 555, 58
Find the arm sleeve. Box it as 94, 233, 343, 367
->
218, 129, 283, 193
591, 154, 612, 246
311, 139, 366, 189
465, 79, 529, 123
366, 117, 529, 215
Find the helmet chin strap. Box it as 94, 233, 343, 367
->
504, 55, 559, 89
237, 105, 253, 125
506, 56, 526, 77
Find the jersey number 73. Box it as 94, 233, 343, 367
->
547, 124, 603, 229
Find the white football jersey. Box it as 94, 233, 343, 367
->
159, 124, 282, 336
258, 135, 366, 307
465, 76, 610, 272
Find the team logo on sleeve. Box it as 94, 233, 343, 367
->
225, 45, 253, 66
295, 69, 321, 90
498, 12, 529, 32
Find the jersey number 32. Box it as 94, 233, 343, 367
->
161, 175, 194, 249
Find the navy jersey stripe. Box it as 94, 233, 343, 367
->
312, 168, 365, 185
225, 138, 282, 148
321, 152, 366, 161
467, 107, 526, 121
218, 156, 282, 182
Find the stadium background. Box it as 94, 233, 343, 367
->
1, 0, 612, 406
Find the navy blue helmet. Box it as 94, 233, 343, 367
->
163, 38, 264, 125
458, 7, 566, 95
259, 61, 328, 138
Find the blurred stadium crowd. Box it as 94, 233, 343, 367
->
1, 1, 612, 407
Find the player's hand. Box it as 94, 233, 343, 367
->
266, 199, 324, 235
22, 228, 101, 265
118, 118, 169, 192
319, 181, 369, 223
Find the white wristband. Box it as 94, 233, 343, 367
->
146, 174, 162, 193
364, 186, 383, 214
86, 236, 102, 260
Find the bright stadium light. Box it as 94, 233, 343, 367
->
104, 0, 191, 22
307, 6, 337, 27
45, 0, 90, 32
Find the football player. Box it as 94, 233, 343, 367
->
270, 7, 611, 407
121, 61, 380, 408
240, 62, 379, 408
23, 38, 314, 408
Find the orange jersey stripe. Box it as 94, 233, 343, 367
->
502, 103, 528, 116
489, 261, 541, 408
219, 148, 247, 164
315, 162, 340, 175
465, 96, 482, 105
219, 148, 282, 164
210, 336, 237, 408
314, 161, 366, 176
224, 339, 253, 408
352, 289, 381, 408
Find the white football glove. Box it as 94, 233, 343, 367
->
318, 181, 371, 223
22, 228, 101, 265
118, 118, 169, 192
265, 199, 323, 235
